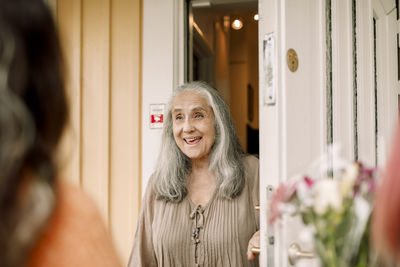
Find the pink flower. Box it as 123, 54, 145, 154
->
353, 166, 377, 195
269, 181, 297, 224
303, 176, 314, 187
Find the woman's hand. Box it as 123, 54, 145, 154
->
247, 230, 260, 261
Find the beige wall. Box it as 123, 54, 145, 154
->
224, 14, 259, 151
215, 18, 231, 106
229, 21, 248, 150
245, 15, 259, 131
56, 0, 141, 264
192, 8, 215, 55
214, 14, 259, 151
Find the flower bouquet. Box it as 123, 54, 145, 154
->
269, 161, 378, 267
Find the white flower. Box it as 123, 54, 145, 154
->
313, 179, 342, 215
296, 179, 314, 207
340, 163, 359, 197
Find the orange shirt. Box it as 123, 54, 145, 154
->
28, 181, 122, 267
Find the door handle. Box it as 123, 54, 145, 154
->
288, 242, 315, 265
251, 247, 260, 254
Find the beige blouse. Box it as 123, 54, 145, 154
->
129, 155, 259, 267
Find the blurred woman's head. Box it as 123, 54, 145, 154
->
0, 0, 67, 265
153, 81, 245, 202
372, 124, 400, 264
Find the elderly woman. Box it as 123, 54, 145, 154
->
129, 81, 259, 266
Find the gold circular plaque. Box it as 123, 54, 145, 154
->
287, 48, 298, 72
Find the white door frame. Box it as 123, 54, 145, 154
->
331, 0, 355, 161
371, 0, 398, 166
331, 0, 398, 167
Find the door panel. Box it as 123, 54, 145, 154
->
283, 0, 325, 178
332, 0, 354, 161
371, 0, 398, 166
277, 1, 325, 266
259, 0, 325, 266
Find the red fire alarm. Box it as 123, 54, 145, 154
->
150, 104, 165, 129
151, 114, 163, 123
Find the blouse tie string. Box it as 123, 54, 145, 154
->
190, 204, 204, 266
189, 204, 204, 243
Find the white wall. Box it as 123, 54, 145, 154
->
142, 0, 184, 194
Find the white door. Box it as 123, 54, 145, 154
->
258, 0, 398, 266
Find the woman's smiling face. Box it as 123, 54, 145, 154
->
171, 91, 216, 161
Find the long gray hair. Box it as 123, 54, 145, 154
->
153, 81, 245, 202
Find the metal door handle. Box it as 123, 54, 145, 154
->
251, 246, 260, 254
288, 242, 315, 265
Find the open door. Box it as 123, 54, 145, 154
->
186, 0, 259, 154
258, 0, 398, 266
258, 1, 325, 266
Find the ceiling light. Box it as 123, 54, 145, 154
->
231, 18, 243, 30
192, 0, 211, 7
254, 14, 259, 21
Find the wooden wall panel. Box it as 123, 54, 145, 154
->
57, 0, 82, 186
81, 0, 111, 224
110, 0, 141, 263
56, 0, 142, 263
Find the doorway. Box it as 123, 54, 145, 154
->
186, 0, 259, 155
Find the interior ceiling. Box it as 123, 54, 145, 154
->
192, 0, 257, 15
210, 0, 257, 4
